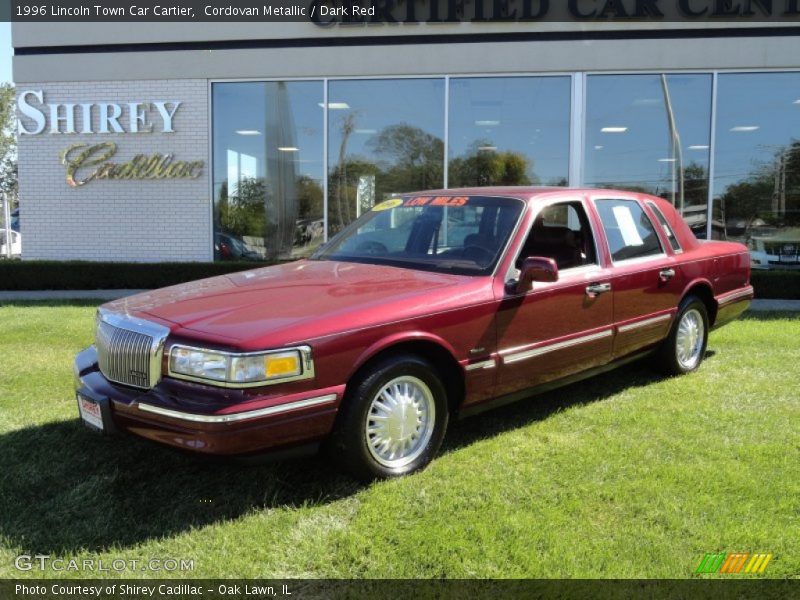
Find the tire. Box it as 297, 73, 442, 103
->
330, 354, 449, 481
655, 295, 709, 375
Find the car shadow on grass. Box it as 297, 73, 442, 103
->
0, 355, 704, 556
0, 420, 361, 555
442, 358, 669, 455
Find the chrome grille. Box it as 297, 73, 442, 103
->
94, 311, 170, 389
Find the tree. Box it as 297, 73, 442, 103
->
0, 83, 16, 205
296, 175, 323, 219
449, 141, 533, 187
720, 140, 800, 227
369, 124, 444, 194
218, 177, 267, 238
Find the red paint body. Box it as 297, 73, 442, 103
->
74, 188, 753, 456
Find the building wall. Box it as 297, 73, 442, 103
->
11, 22, 799, 263
12, 35, 800, 84
17, 79, 211, 261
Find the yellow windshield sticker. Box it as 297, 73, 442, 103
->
372, 198, 404, 211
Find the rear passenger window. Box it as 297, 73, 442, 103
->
595, 199, 663, 262
647, 202, 682, 252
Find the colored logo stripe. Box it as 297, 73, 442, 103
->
744, 553, 773, 574
696, 552, 772, 574
696, 553, 726, 574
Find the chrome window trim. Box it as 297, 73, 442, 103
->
646, 201, 683, 254
96, 309, 170, 390
500, 328, 613, 365
609, 253, 668, 267
137, 393, 338, 424
464, 359, 496, 372
617, 313, 673, 334
167, 343, 315, 388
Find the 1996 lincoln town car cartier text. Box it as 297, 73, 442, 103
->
74, 187, 753, 479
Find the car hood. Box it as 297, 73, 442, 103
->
104, 260, 485, 348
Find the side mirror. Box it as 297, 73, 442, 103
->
514, 256, 558, 294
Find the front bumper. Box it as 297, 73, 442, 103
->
74, 346, 344, 456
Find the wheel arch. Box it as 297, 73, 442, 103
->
681, 279, 717, 326
347, 334, 465, 415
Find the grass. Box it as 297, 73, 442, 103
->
0, 302, 798, 579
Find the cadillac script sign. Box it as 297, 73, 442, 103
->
17, 90, 205, 187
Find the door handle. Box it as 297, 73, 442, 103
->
659, 268, 676, 282
585, 282, 612, 298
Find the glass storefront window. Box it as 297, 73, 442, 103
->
212, 81, 324, 261
715, 73, 800, 270
448, 76, 571, 188
584, 74, 713, 238
326, 78, 445, 237
210, 72, 800, 268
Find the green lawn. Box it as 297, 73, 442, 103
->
0, 302, 798, 579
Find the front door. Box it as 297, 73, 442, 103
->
495, 199, 614, 397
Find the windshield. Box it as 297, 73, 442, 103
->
311, 195, 524, 275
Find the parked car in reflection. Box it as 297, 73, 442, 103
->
74, 187, 752, 480
294, 218, 324, 247
749, 227, 800, 270
0, 230, 21, 258
215, 232, 261, 261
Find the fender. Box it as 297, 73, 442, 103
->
348, 330, 460, 379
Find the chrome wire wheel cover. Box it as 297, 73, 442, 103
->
365, 375, 436, 468
676, 308, 705, 369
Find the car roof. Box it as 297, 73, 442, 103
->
407, 186, 656, 203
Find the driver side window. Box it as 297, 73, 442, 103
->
515, 202, 598, 270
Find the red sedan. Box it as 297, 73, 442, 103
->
74, 187, 753, 479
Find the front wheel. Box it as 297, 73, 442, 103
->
655, 296, 709, 375
331, 354, 449, 481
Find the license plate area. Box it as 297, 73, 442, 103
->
77, 393, 104, 432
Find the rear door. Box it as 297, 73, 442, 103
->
591, 197, 684, 359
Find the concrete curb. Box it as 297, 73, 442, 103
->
748, 299, 800, 312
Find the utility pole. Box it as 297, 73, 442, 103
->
772, 151, 786, 218
2, 193, 11, 259
660, 75, 685, 215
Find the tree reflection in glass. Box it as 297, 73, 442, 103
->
327, 79, 445, 237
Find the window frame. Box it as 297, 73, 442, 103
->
646, 201, 683, 254
506, 197, 602, 284
593, 197, 666, 266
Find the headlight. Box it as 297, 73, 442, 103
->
168, 345, 312, 387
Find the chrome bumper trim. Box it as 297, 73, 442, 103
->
501, 329, 613, 365
136, 393, 338, 424
617, 313, 672, 333
464, 359, 496, 372
717, 287, 754, 306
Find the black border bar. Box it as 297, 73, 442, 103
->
14, 25, 800, 56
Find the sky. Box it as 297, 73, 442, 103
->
1, 22, 12, 83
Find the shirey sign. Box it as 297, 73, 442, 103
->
17, 90, 205, 187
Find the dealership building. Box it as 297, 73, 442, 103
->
11, 14, 800, 267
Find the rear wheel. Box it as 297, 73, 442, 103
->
331, 354, 449, 481
655, 296, 709, 375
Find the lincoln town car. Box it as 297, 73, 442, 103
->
74, 187, 753, 479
